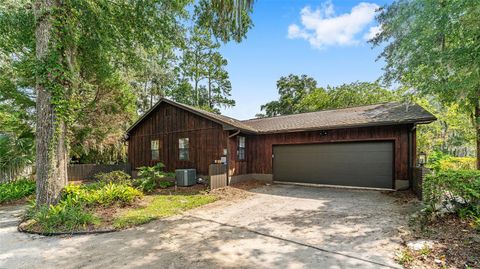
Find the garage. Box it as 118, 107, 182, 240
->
272, 141, 394, 189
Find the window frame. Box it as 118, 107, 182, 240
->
151, 139, 160, 161
178, 137, 189, 161
237, 136, 246, 161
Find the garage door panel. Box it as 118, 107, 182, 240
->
273, 141, 393, 189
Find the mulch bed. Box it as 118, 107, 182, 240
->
210, 180, 270, 200
401, 214, 479, 268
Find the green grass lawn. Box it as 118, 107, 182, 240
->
113, 194, 218, 229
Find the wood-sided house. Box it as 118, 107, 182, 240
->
125, 98, 436, 190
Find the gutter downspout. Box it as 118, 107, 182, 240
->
404, 124, 417, 191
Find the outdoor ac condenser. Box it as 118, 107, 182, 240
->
175, 169, 196, 186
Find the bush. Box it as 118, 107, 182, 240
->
0, 179, 36, 204
27, 200, 99, 233
423, 170, 480, 225
133, 163, 175, 193
427, 151, 476, 171
63, 182, 142, 207
25, 181, 143, 232
94, 170, 132, 185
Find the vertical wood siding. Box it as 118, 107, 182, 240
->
128, 103, 415, 182
230, 124, 414, 181
127, 103, 227, 175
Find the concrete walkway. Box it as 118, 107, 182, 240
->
0, 185, 417, 269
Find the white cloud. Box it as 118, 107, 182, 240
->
363, 25, 381, 41
288, 1, 379, 49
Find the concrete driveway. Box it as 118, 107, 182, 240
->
0, 185, 417, 269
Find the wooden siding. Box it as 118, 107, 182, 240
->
128, 103, 227, 175
228, 135, 247, 177
230, 124, 414, 181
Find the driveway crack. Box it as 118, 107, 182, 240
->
184, 213, 401, 269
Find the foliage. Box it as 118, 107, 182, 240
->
25, 181, 142, 232
94, 170, 132, 186
0, 0, 254, 204
300, 81, 401, 111
158, 181, 175, 189
0, 131, 34, 180
26, 200, 99, 233
63, 182, 142, 207
415, 98, 475, 157
258, 77, 401, 117
372, 0, 480, 166
0, 178, 35, 204
113, 194, 217, 228
194, 0, 254, 43
133, 163, 175, 193
423, 170, 480, 227
172, 26, 235, 111
427, 151, 476, 172
259, 74, 318, 117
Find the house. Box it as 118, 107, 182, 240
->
125, 98, 436, 190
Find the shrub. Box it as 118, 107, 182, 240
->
25, 181, 142, 232
94, 170, 132, 185
0, 178, 36, 204
133, 163, 175, 193
423, 170, 480, 224
27, 200, 99, 233
63, 182, 142, 207
427, 151, 476, 171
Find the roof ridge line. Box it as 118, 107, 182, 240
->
242, 101, 401, 122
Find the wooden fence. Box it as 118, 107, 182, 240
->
68, 163, 131, 180
209, 164, 227, 190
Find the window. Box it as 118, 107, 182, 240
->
179, 138, 189, 160
151, 140, 159, 160
237, 136, 246, 160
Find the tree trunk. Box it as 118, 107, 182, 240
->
208, 77, 212, 109
476, 103, 480, 169
34, 0, 68, 206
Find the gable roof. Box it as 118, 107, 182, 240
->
241, 102, 436, 133
126, 99, 436, 137
126, 98, 257, 135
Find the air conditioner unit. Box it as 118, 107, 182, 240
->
175, 169, 196, 186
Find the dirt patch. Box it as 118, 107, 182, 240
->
210, 180, 270, 200
399, 215, 480, 268
230, 179, 270, 190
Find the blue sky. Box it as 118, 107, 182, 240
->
219, 0, 392, 119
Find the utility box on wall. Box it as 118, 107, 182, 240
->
175, 169, 196, 186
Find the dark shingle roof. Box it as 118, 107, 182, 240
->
126, 100, 436, 137
241, 102, 436, 133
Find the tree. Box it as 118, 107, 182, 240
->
414, 97, 475, 157
205, 51, 235, 110
371, 0, 480, 167
176, 26, 235, 111
179, 27, 213, 106
133, 47, 180, 114
258, 76, 399, 117
259, 74, 317, 117
0, 0, 254, 206
300, 81, 401, 111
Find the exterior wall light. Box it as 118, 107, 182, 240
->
418, 152, 427, 167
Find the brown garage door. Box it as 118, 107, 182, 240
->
272, 141, 394, 189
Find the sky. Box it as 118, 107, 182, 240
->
219, 0, 393, 120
